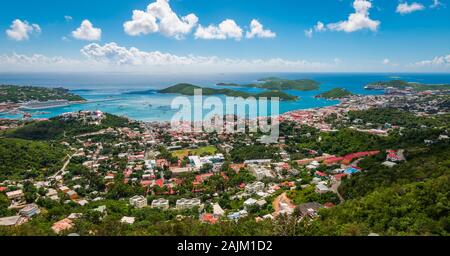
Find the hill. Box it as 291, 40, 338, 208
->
316, 88, 354, 99
365, 80, 450, 91
0, 138, 67, 181
0, 85, 85, 103
6, 112, 132, 141
159, 83, 299, 101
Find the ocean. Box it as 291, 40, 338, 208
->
0, 72, 449, 121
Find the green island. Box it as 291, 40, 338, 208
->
0, 85, 86, 103
217, 77, 320, 91
365, 80, 450, 91
316, 88, 354, 99
159, 83, 299, 101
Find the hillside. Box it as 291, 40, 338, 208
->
6, 113, 132, 141
365, 80, 450, 91
0, 85, 85, 103
316, 88, 354, 99
0, 138, 67, 181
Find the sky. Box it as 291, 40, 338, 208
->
0, 0, 449, 73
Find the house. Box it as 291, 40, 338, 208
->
120, 216, 135, 225
52, 218, 74, 234
297, 202, 323, 218
213, 203, 225, 216
130, 195, 148, 208
344, 167, 361, 175
245, 181, 265, 194
0, 215, 27, 226
248, 164, 273, 180
256, 199, 267, 207
19, 204, 40, 218
176, 198, 201, 209
151, 198, 169, 209
66, 190, 78, 200
6, 190, 24, 200
244, 198, 258, 207
386, 150, 405, 162
315, 183, 329, 194
200, 213, 218, 224
382, 161, 397, 168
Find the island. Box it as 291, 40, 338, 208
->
216, 77, 320, 91
216, 82, 240, 87
316, 88, 354, 99
0, 85, 86, 114
159, 83, 299, 101
364, 80, 450, 91
0, 85, 85, 103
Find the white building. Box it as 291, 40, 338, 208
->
129, 195, 147, 208
315, 183, 330, 194
151, 198, 169, 209
248, 164, 273, 180
245, 181, 265, 194
176, 198, 201, 209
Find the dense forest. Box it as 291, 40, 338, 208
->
0, 138, 67, 181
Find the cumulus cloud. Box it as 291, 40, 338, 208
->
123, 0, 198, 39
412, 54, 450, 67
246, 19, 276, 39
327, 0, 380, 32
195, 19, 243, 40
6, 19, 41, 41
305, 21, 327, 38
396, 2, 425, 14
314, 21, 326, 32
72, 20, 102, 41
64, 15, 73, 22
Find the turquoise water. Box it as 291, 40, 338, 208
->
0, 73, 449, 121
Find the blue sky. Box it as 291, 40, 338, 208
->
0, 0, 449, 73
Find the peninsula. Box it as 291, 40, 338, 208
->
159, 83, 299, 101
217, 77, 320, 91
316, 88, 354, 99
364, 80, 450, 91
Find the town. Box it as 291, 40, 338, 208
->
0, 89, 449, 236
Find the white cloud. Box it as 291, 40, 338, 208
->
396, 2, 425, 14
64, 15, 73, 22
6, 19, 41, 41
327, 0, 380, 32
123, 0, 198, 39
72, 20, 102, 41
305, 21, 327, 38
382, 58, 399, 67
124, 10, 158, 36
314, 21, 326, 32
245, 19, 276, 39
430, 0, 444, 8
195, 19, 243, 40
304, 28, 313, 38
77, 42, 336, 72
412, 54, 450, 67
